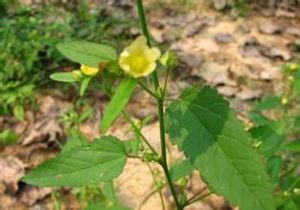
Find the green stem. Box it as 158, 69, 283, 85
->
122, 111, 158, 156
135, 0, 160, 88
135, 1, 182, 209
146, 163, 166, 210
138, 81, 157, 98
162, 67, 170, 98
183, 192, 212, 207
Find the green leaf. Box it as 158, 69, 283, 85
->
281, 140, 300, 152
267, 156, 283, 185
250, 123, 285, 158
170, 159, 194, 182
50, 72, 77, 83
255, 96, 281, 110
101, 78, 137, 132
78, 107, 94, 123
80, 77, 92, 96
102, 181, 117, 204
248, 111, 272, 125
123, 139, 140, 155
86, 202, 130, 210
0, 129, 19, 144
57, 40, 117, 68
165, 86, 275, 210
293, 78, 300, 94
13, 104, 24, 121
23, 136, 127, 187
62, 129, 87, 153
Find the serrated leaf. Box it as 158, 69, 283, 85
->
123, 139, 140, 155
281, 140, 300, 152
101, 78, 137, 132
62, 129, 87, 153
166, 86, 275, 210
248, 111, 272, 125
102, 181, 117, 204
255, 96, 281, 110
57, 40, 117, 68
250, 123, 285, 158
23, 136, 126, 187
170, 159, 194, 182
50, 72, 77, 83
267, 156, 283, 185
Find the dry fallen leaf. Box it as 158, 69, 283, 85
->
19, 186, 51, 206
236, 87, 262, 100
214, 33, 235, 44
20, 118, 63, 146
0, 156, 25, 193
20, 96, 65, 146
258, 20, 282, 35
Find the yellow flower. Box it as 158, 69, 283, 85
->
119, 36, 161, 78
290, 63, 298, 71
80, 65, 99, 76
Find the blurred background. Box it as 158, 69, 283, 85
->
0, 0, 300, 210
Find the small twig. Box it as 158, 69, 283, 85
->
162, 68, 170, 97
186, 186, 208, 202
146, 163, 166, 210
127, 154, 141, 159
138, 81, 157, 98
183, 191, 212, 207
122, 111, 158, 156
138, 188, 157, 210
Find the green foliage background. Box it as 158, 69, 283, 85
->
0, 0, 135, 116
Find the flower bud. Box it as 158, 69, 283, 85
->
72, 70, 84, 82
281, 96, 288, 105
80, 65, 99, 76
160, 51, 179, 69
289, 63, 298, 71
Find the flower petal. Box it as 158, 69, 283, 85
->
80, 65, 99, 76
145, 47, 161, 62
140, 63, 156, 77
118, 36, 160, 78
130, 36, 147, 50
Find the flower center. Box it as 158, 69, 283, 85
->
132, 55, 148, 73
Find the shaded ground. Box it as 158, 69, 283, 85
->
1, 1, 300, 210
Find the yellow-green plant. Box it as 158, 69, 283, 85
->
23, 1, 277, 210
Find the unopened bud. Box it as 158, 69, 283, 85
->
290, 63, 298, 71
160, 51, 179, 69
72, 70, 84, 82
288, 75, 294, 82
281, 96, 288, 105
293, 188, 300, 195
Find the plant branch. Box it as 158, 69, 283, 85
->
122, 111, 158, 156
138, 188, 157, 210
162, 68, 170, 97
183, 192, 212, 207
138, 81, 157, 98
146, 163, 166, 210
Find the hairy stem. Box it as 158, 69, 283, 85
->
135, 0, 182, 209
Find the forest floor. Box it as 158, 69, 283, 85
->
1, 1, 300, 210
